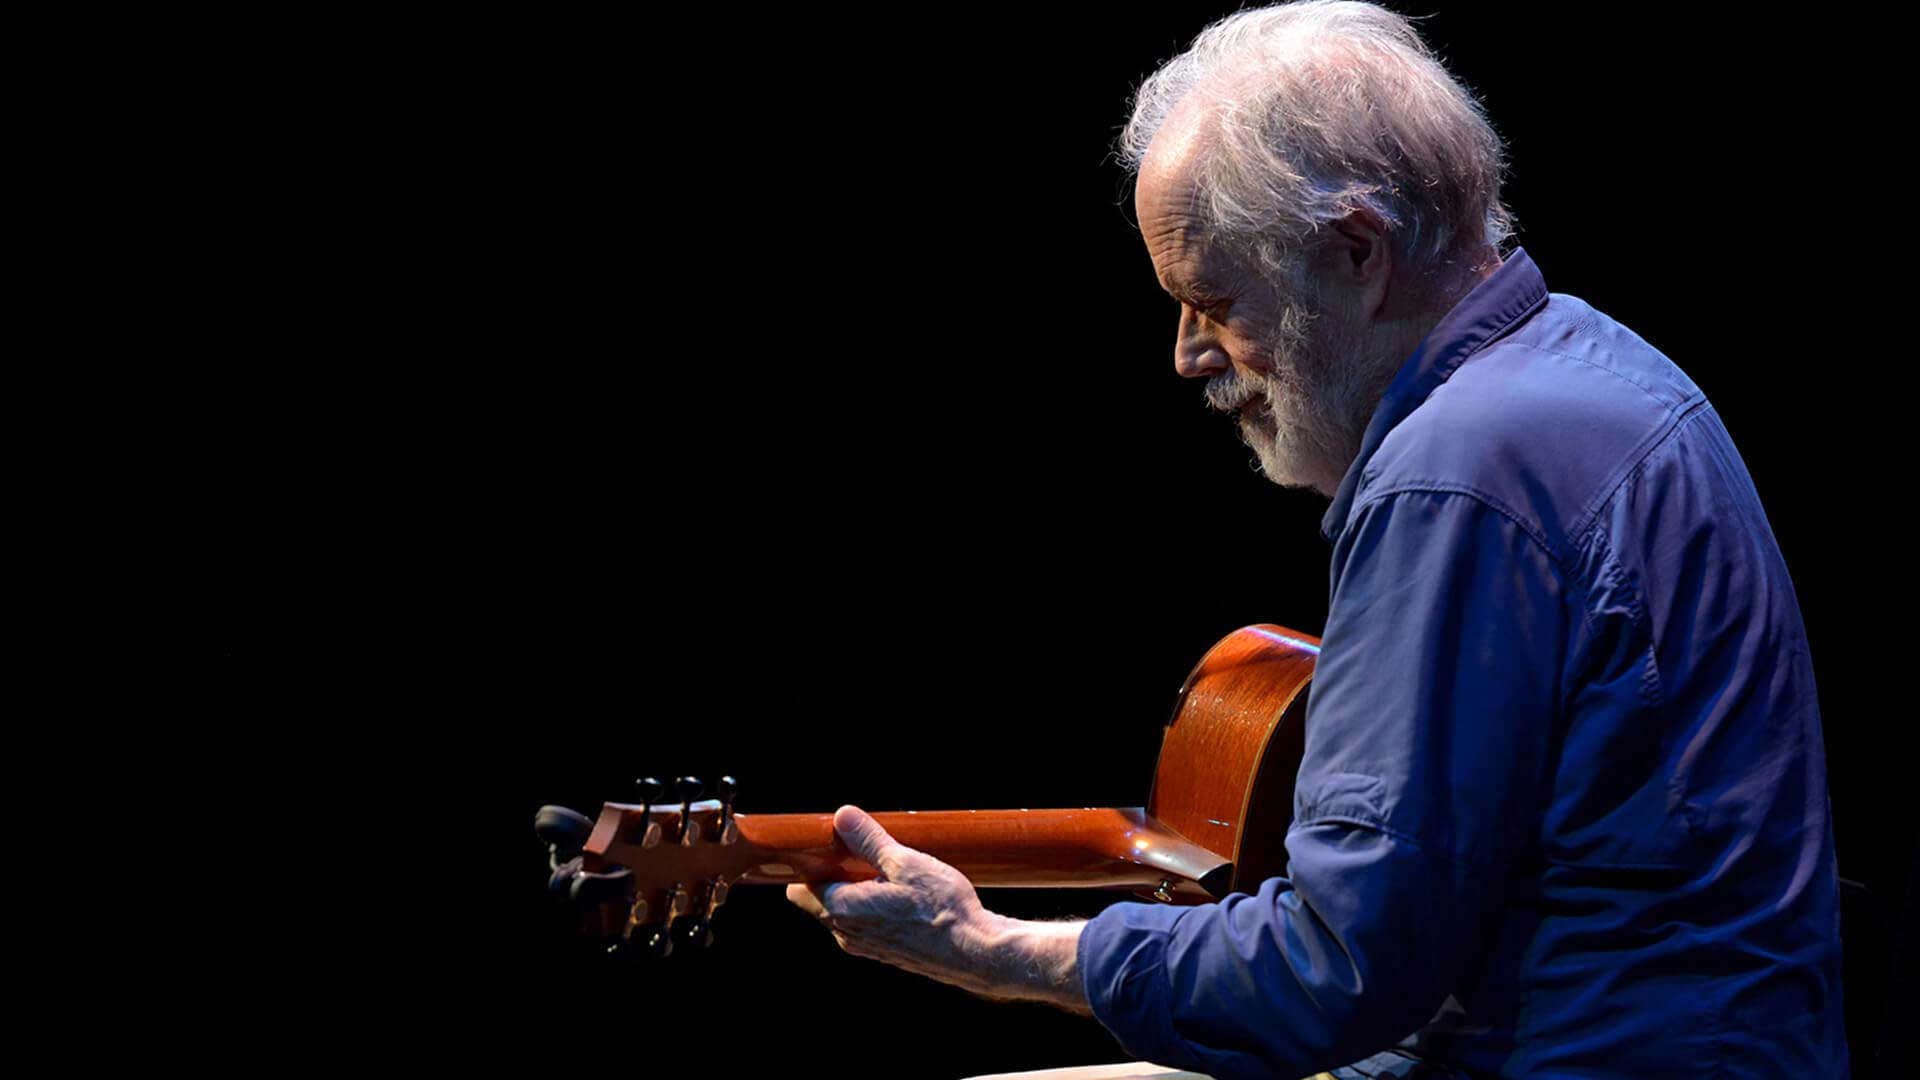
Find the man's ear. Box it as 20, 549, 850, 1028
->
1324, 208, 1393, 319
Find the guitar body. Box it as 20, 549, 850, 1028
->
1149, 624, 1319, 894
540, 624, 1320, 952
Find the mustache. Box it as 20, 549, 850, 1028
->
1203, 368, 1268, 414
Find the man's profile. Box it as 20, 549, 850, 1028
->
783, 3, 1849, 1076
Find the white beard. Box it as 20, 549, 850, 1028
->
1203, 292, 1402, 494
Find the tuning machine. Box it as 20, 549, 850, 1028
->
676, 876, 731, 951
675, 776, 703, 845
715, 775, 738, 844
627, 777, 665, 848
537, 804, 631, 903
608, 880, 690, 964
535, 804, 594, 870
629, 774, 739, 848
603, 874, 736, 963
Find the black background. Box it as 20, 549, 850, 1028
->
17, 3, 1912, 1076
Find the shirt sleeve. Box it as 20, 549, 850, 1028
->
1078, 489, 1565, 1079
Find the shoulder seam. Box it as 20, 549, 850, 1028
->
1348, 483, 1566, 570
1570, 396, 1713, 547
1497, 338, 1684, 412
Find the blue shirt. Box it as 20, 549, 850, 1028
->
1078, 248, 1848, 1078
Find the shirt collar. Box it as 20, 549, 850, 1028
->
1319, 246, 1550, 543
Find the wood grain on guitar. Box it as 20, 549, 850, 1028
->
534, 623, 1319, 960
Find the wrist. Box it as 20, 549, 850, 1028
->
977, 914, 1091, 1014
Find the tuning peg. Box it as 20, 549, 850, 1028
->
622, 777, 663, 848
605, 921, 676, 964
675, 776, 703, 844
534, 805, 594, 862
647, 881, 689, 958
678, 876, 728, 951
675, 916, 713, 952
715, 775, 738, 844
606, 932, 661, 965
629, 777, 664, 846
547, 854, 583, 900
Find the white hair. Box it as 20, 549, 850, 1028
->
1119, 1, 1517, 292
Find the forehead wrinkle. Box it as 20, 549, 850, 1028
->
1141, 181, 1216, 299
1138, 92, 1241, 306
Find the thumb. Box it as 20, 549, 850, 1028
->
833, 804, 905, 877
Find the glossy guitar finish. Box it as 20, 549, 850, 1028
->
1148, 624, 1319, 893
548, 623, 1320, 953
588, 807, 1235, 903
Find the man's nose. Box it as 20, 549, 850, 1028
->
1174, 308, 1229, 378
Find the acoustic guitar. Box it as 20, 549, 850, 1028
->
534, 623, 1318, 959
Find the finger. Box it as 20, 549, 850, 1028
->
785, 882, 830, 920
818, 878, 913, 923
833, 804, 908, 877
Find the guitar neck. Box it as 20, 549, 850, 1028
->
731, 807, 1233, 901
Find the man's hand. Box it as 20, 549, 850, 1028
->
785, 805, 1091, 1013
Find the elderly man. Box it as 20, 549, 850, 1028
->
785, 3, 1849, 1077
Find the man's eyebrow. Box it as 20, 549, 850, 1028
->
1156, 268, 1195, 297
1159, 273, 1217, 302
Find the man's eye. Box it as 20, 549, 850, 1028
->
1169, 291, 1226, 317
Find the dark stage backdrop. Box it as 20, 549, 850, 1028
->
18, 4, 1911, 1076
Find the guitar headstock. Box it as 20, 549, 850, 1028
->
537, 775, 757, 961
